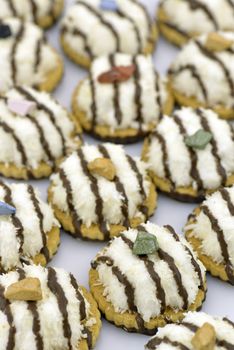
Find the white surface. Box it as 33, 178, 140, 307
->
3, 0, 233, 349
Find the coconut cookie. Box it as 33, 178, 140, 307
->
48, 143, 157, 241
0, 264, 101, 349
0, 0, 64, 29
0, 181, 60, 272
72, 53, 173, 143
0, 86, 82, 180
60, 0, 158, 69
89, 222, 206, 334
146, 311, 234, 350
157, 0, 234, 47
168, 32, 234, 119
0, 18, 63, 93
142, 107, 234, 202
184, 186, 234, 285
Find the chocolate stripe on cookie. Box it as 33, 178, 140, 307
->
109, 55, 123, 125
34, 38, 43, 72
62, 26, 93, 59
69, 273, 86, 321
129, 0, 151, 33
164, 225, 205, 290
195, 41, 234, 103
24, 115, 54, 164
77, 149, 109, 239
17, 268, 44, 350
196, 108, 227, 185
27, 185, 50, 264
139, 225, 189, 309
186, 0, 218, 30
78, 1, 120, 51
155, 71, 163, 119
133, 55, 143, 130
147, 336, 190, 350
116, 9, 142, 51
126, 155, 148, 216
47, 267, 72, 349
169, 64, 208, 102
29, 0, 38, 22
11, 23, 25, 84
151, 131, 175, 188
98, 144, 130, 227
224, 317, 234, 328
0, 120, 29, 170
8, 0, 17, 16
173, 112, 203, 190
58, 168, 81, 235
201, 204, 234, 284
16, 86, 66, 156
219, 188, 234, 215
0, 284, 16, 350
120, 234, 166, 313
0, 181, 24, 253
159, 21, 190, 40
89, 72, 98, 128
225, 0, 234, 12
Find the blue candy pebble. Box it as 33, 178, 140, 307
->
0, 201, 16, 216
100, 0, 118, 11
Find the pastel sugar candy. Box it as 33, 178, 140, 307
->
100, 0, 118, 11
7, 98, 36, 116
0, 201, 16, 216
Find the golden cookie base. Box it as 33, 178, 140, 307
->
78, 286, 102, 350
142, 137, 234, 202
37, 50, 64, 93
89, 268, 206, 334
185, 208, 234, 284
60, 23, 159, 69
36, 0, 64, 29
171, 87, 234, 120
71, 81, 174, 143
157, 7, 198, 46
47, 180, 157, 241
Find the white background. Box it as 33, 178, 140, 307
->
5, 0, 234, 349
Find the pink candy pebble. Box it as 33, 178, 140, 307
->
7, 98, 36, 116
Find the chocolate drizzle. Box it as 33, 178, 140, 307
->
17, 268, 44, 350
8, 0, 17, 16
70, 273, 86, 321
155, 71, 163, 119
0, 284, 16, 350
169, 64, 208, 102
98, 144, 129, 227
0, 181, 24, 253
187, 0, 218, 29
11, 23, 25, 84
196, 108, 227, 185
201, 204, 234, 284
27, 185, 50, 263
78, 1, 120, 51
58, 168, 81, 235
34, 38, 42, 73
16, 86, 66, 156
147, 336, 190, 350
132, 55, 143, 131
62, 25, 93, 59
109, 55, 123, 125
195, 41, 234, 104
47, 267, 72, 349
173, 112, 203, 191
219, 188, 234, 215
116, 9, 142, 51
77, 149, 109, 239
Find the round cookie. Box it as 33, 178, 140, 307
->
0, 18, 63, 94
0, 264, 101, 349
89, 222, 206, 334
48, 143, 157, 241
184, 186, 234, 285
0, 181, 60, 272
0, 0, 64, 29
142, 107, 234, 202
0, 86, 82, 180
72, 53, 174, 143
168, 31, 234, 119
60, 0, 158, 69
145, 311, 234, 350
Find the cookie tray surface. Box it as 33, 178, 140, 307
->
2, 0, 233, 349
